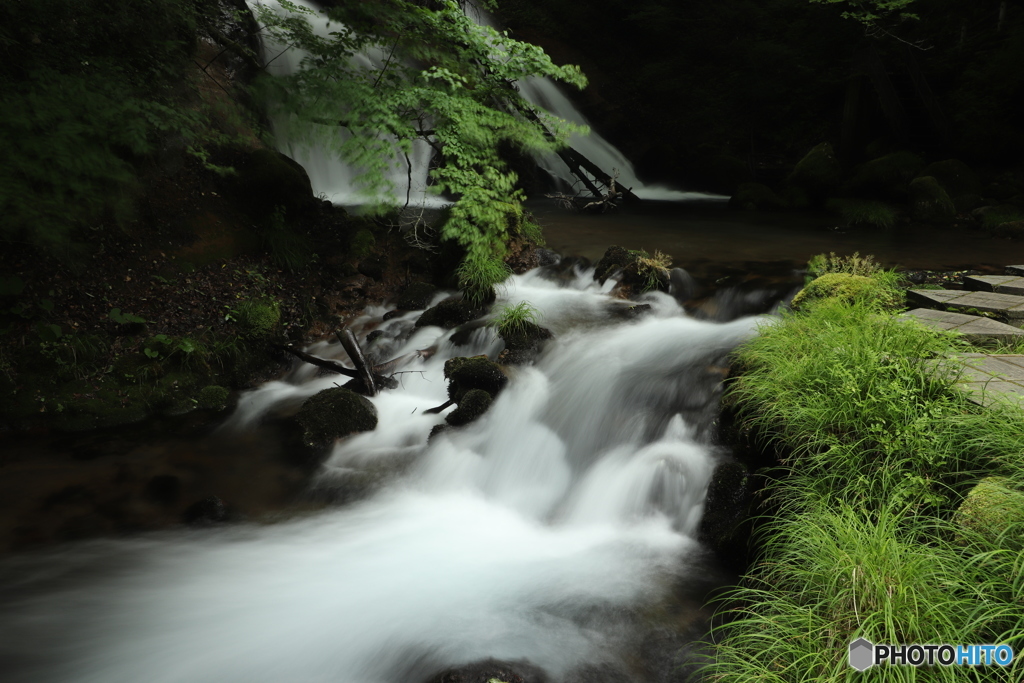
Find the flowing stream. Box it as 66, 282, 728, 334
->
0, 266, 763, 683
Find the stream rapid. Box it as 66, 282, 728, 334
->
0, 264, 764, 683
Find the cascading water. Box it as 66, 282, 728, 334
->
257, 0, 717, 206
0, 264, 761, 683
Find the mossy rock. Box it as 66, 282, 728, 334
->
592, 246, 670, 293
236, 298, 281, 338
197, 385, 230, 410
791, 273, 897, 310
295, 387, 378, 450
415, 297, 484, 329
845, 151, 924, 200
593, 245, 631, 284
992, 220, 1024, 239
500, 321, 553, 353
953, 477, 1024, 547
446, 388, 493, 427
395, 281, 438, 310
444, 356, 507, 403
918, 159, 980, 198
728, 182, 784, 211
698, 460, 753, 569
233, 148, 314, 217
786, 142, 841, 200
908, 176, 956, 222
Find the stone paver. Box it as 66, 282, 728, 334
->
928, 354, 1024, 408
1006, 265, 1024, 276
963, 275, 1024, 296
902, 308, 1024, 342
907, 289, 1024, 326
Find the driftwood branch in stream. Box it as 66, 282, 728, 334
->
274, 343, 360, 378
336, 329, 377, 397
424, 399, 455, 414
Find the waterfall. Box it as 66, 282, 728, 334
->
256, 0, 715, 206
0, 265, 760, 683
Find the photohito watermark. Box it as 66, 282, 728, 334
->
849, 638, 1014, 671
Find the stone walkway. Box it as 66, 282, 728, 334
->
906, 266, 1024, 408
928, 354, 1024, 407
906, 289, 1024, 325
963, 274, 1024, 296
902, 308, 1024, 342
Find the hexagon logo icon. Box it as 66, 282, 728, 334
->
849, 638, 875, 671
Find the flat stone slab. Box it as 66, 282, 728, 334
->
1006, 265, 1024, 276
963, 275, 1024, 296
902, 308, 1024, 341
907, 289, 1024, 326
928, 354, 1024, 408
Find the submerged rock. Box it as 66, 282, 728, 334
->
295, 387, 378, 450
425, 658, 549, 683
444, 356, 508, 402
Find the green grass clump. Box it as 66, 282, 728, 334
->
982, 206, 1024, 230
491, 301, 539, 338
628, 248, 672, 292
707, 270, 1024, 681
806, 251, 884, 279
457, 255, 511, 305
825, 198, 898, 228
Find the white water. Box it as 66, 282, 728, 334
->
0, 267, 760, 683
257, 0, 718, 206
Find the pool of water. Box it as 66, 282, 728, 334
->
529, 199, 1016, 277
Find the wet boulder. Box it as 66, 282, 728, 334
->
908, 176, 956, 222
416, 297, 487, 329
295, 387, 378, 450
593, 245, 631, 284
182, 495, 231, 526
497, 321, 554, 365
444, 356, 508, 403
992, 220, 1024, 239
699, 461, 753, 570
592, 246, 671, 295
445, 389, 493, 427
233, 148, 315, 218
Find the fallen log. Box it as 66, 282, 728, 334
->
337, 329, 377, 397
